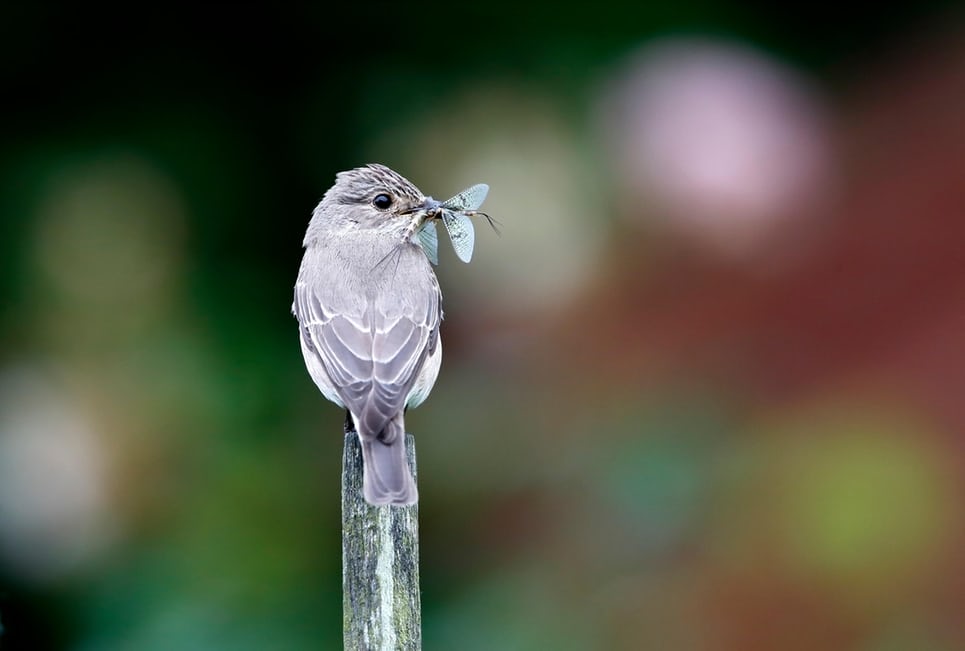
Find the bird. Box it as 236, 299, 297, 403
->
293, 164, 444, 506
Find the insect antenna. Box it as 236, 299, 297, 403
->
466, 210, 502, 236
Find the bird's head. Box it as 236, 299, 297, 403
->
305, 164, 438, 244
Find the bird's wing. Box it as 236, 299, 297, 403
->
294, 268, 441, 440
294, 283, 372, 410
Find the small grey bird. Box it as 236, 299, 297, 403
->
293, 164, 444, 506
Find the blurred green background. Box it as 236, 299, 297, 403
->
1, 3, 964, 650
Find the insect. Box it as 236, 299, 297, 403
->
418, 183, 493, 264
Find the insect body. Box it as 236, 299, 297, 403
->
418, 183, 490, 264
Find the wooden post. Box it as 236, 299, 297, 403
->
342, 432, 421, 651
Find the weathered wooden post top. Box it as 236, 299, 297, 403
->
342, 431, 421, 651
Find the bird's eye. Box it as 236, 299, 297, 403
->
372, 193, 394, 210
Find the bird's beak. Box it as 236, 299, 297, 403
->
400, 197, 441, 219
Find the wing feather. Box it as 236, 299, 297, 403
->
294, 245, 441, 439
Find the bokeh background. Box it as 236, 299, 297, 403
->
1, 3, 964, 649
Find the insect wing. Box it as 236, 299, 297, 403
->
442, 211, 475, 263
417, 220, 440, 266
441, 183, 489, 212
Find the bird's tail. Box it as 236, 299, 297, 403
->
359, 416, 417, 506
